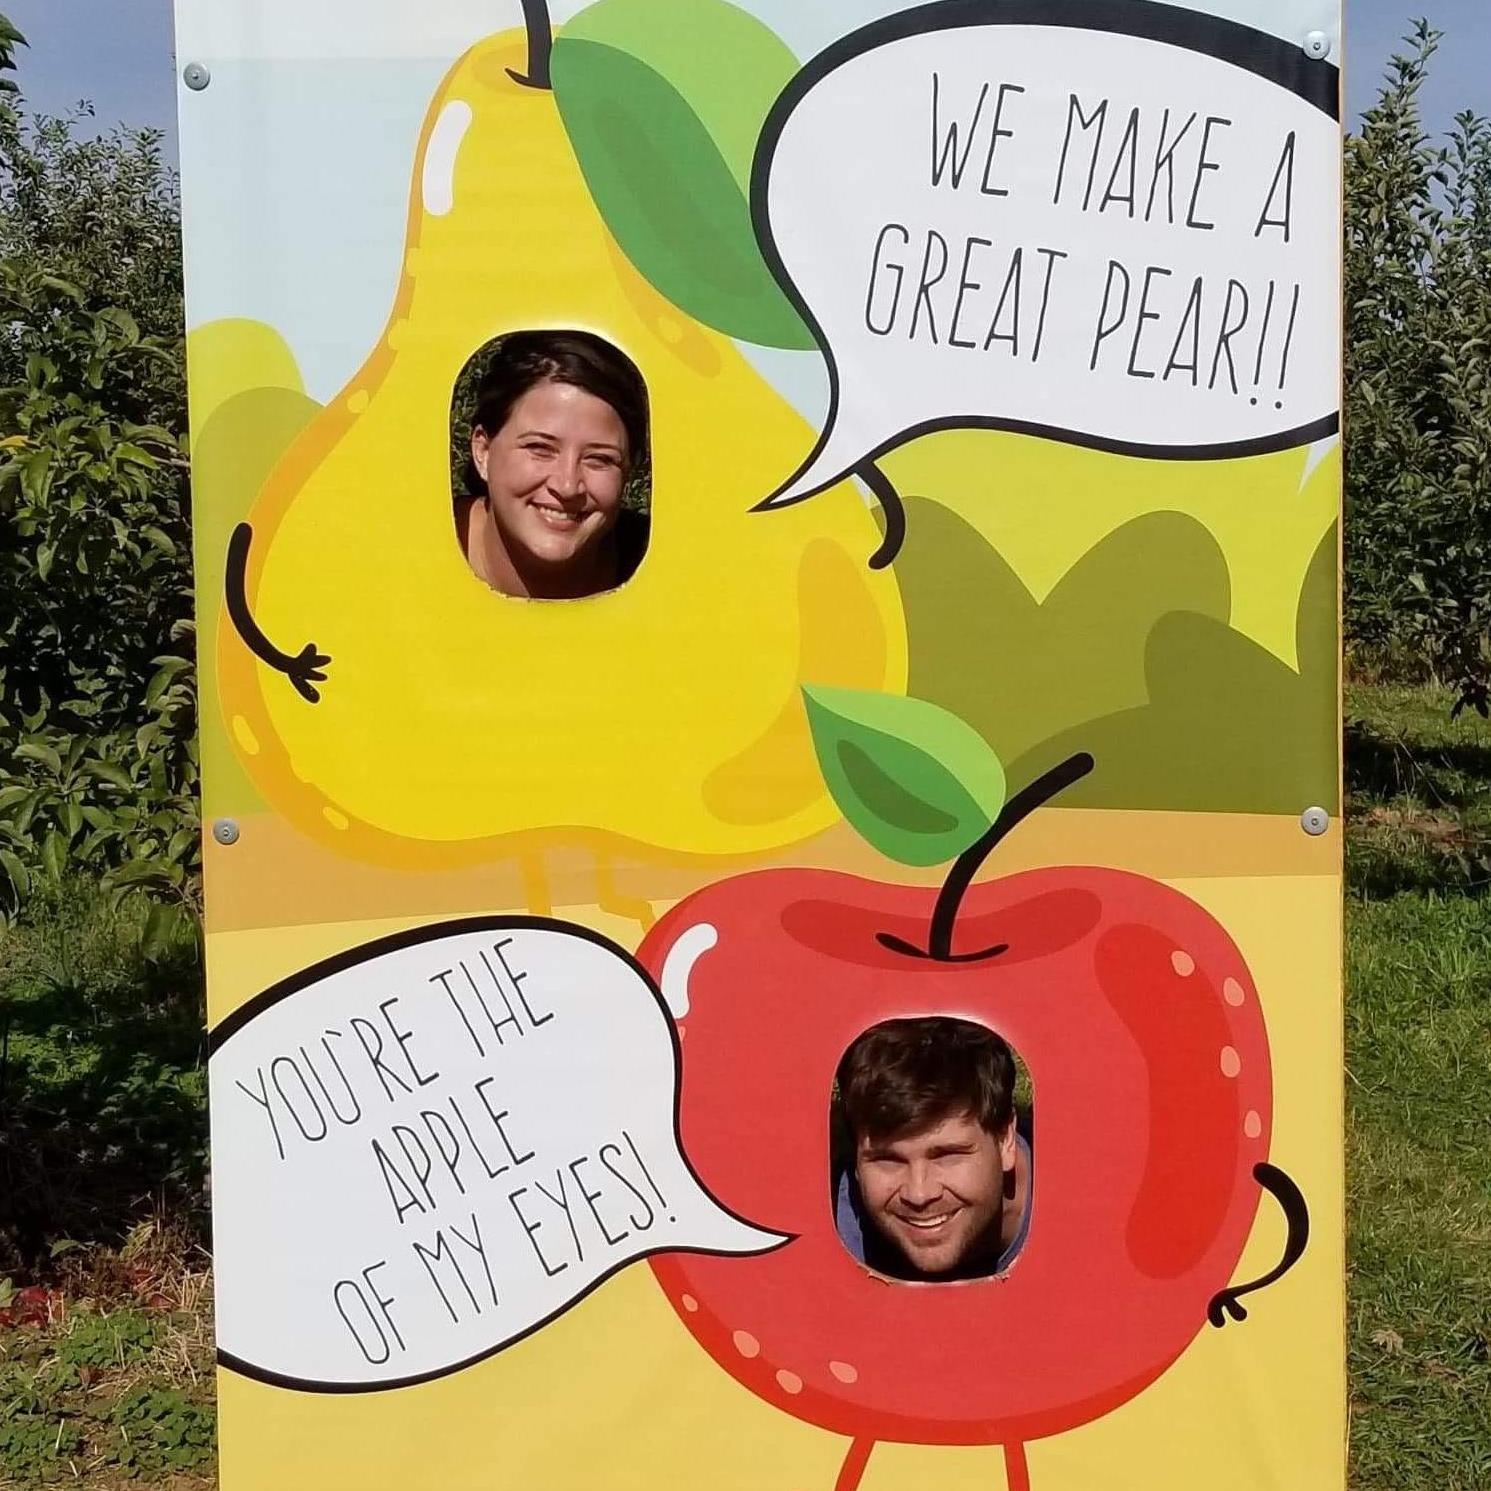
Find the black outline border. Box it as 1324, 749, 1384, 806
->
211, 915, 792, 1394
749, 0, 1342, 508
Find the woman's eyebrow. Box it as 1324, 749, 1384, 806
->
513, 428, 623, 453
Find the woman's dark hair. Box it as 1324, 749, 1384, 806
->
836, 1016, 1017, 1143
461, 329, 649, 493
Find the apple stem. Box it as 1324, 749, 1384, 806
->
507, 0, 554, 89
925, 753, 1095, 960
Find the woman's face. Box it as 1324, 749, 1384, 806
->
471, 379, 630, 576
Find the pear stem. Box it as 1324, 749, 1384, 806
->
924, 753, 1094, 960
507, 0, 554, 89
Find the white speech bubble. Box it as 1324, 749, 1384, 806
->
209, 918, 783, 1390
753, 1, 1341, 507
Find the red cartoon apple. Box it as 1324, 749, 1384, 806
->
643, 687, 1306, 1491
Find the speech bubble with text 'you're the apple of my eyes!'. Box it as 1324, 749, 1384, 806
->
754, 0, 1341, 507
209, 919, 781, 1390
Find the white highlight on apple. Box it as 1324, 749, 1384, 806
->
421, 100, 472, 217
758, 21, 1341, 505
210, 921, 782, 1389
659, 922, 718, 1018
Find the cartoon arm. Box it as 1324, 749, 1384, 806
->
225, 522, 331, 704
853, 461, 907, 571
1207, 1162, 1310, 1326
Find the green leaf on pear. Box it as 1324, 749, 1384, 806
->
552, 0, 811, 348
802, 685, 1006, 866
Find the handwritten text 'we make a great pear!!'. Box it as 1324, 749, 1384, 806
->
863, 76, 1305, 407
232, 941, 673, 1369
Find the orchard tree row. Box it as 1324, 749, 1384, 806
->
0, 17, 1487, 924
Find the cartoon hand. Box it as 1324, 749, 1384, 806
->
225, 523, 333, 705
1206, 1162, 1310, 1328
284, 641, 333, 703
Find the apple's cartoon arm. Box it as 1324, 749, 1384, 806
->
224, 522, 331, 704
1206, 1162, 1310, 1326
507, 0, 553, 88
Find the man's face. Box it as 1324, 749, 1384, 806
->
854, 1109, 1015, 1277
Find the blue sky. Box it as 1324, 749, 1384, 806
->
4, 0, 1488, 155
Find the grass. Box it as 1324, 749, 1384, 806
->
0, 1244, 215, 1487
0, 891, 212, 1486
1343, 682, 1491, 1490
0, 682, 1486, 1485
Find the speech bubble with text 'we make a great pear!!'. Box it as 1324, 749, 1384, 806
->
753, 0, 1340, 508
209, 919, 781, 1390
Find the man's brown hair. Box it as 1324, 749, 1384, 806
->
836, 1016, 1016, 1143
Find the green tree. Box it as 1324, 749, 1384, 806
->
0, 16, 197, 931
1345, 21, 1491, 716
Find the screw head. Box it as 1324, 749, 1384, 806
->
1300, 806, 1331, 837
182, 61, 211, 91
1302, 31, 1331, 61
212, 818, 240, 846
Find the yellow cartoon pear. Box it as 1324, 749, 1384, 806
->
218, 25, 904, 867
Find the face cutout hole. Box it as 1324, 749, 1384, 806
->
450, 329, 651, 599
830, 1016, 1033, 1284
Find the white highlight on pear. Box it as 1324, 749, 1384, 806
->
421, 100, 472, 217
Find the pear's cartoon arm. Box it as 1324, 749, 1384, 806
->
1207, 1163, 1310, 1326
225, 522, 331, 704
855, 460, 907, 570
507, 0, 553, 89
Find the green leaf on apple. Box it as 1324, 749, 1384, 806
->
801, 685, 1007, 866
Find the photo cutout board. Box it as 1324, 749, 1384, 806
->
175, 1, 1344, 1488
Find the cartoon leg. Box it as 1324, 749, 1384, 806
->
1208, 1162, 1310, 1325
225, 523, 331, 702
593, 851, 656, 933
834, 1438, 875, 1491
519, 851, 552, 917
1003, 1443, 1031, 1491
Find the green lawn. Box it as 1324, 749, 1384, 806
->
1, 683, 1487, 1485
1344, 684, 1491, 1491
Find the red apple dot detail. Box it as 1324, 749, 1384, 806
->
733, 1330, 760, 1359
1095, 923, 1241, 1281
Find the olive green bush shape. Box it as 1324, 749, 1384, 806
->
1345, 21, 1491, 717
1015, 524, 1339, 813
897, 494, 1337, 814
899, 494, 1229, 764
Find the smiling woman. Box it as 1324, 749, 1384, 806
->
452, 329, 651, 599
830, 1016, 1033, 1284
